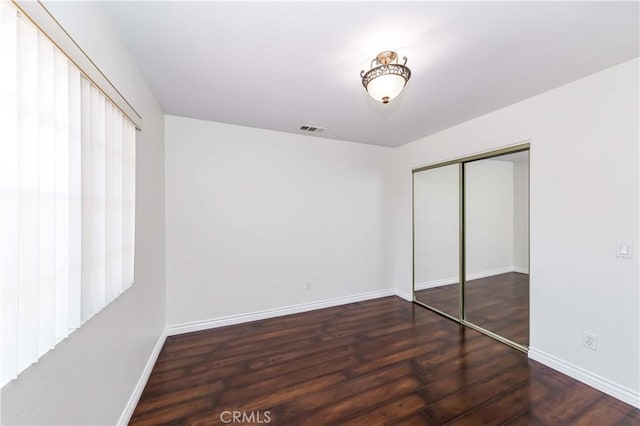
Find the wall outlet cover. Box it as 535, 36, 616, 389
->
583, 332, 598, 351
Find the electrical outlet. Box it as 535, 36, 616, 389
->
583, 332, 598, 351
304, 282, 312, 291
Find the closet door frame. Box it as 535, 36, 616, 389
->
411, 142, 530, 353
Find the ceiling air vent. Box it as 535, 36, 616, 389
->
299, 125, 327, 133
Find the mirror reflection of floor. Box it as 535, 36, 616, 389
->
414, 272, 529, 346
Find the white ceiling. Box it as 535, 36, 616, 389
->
101, 1, 639, 147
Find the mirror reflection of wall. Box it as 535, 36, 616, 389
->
413, 164, 460, 319
464, 151, 529, 346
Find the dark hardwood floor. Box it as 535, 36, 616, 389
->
415, 272, 529, 346
131, 297, 638, 425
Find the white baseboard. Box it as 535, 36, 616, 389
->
467, 266, 515, 281
117, 330, 167, 425
415, 276, 458, 290
415, 266, 520, 290
392, 287, 413, 301
528, 347, 640, 408
167, 289, 398, 336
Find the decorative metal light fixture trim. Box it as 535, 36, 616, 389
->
360, 51, 411, 104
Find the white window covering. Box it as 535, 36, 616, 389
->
0, 1, 136, 387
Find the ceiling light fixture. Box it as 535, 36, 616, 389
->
360, 51, 411, 104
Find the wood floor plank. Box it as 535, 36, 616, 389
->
131, 396, 215, 425
390, 412, 438, 425
417, 349, 526, 404
295, 376, 423, 425
416, 272, 529, 345
217, 355, 357, 405
184, 372, 346, 426
351, 337, 451, 377
132, 380, 224, 416
340, 393, 427, 425
274, 361, 414, 421
412, 331, 510, 373
569, 395, 640, 426
143, 361, 242, 397
131, 296, 639, 426
523, 379, 603, 424
422, 363, 531, 424
446, 380, 549, 425
244, 335, 358, 370
226, 344, 356, 388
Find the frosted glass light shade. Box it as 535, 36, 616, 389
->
360, 51, 411, 104
366, 74, 407, 104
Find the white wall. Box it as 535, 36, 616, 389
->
391, 58, 639, 398
1, 3, 166, 425
165, 115, 392, 326
513, 159, 530, 271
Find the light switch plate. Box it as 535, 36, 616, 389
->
616, 241, 633, 259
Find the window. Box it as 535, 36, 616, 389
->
0, 1, 136, 387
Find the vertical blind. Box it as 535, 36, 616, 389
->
0, 1, 136, 387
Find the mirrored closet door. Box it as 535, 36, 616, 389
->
464, 151, 529, 347
413, 164, 460, 320
412, 146, 530, 351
